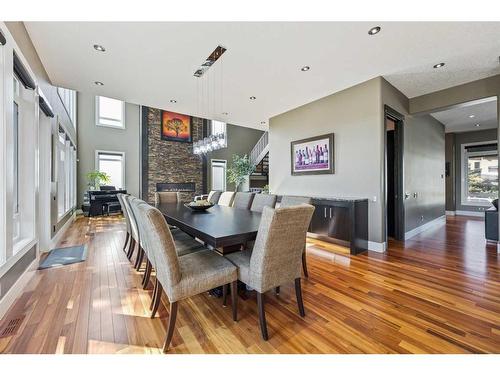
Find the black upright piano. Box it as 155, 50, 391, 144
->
86, 189, 127, 217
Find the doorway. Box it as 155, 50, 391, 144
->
211, 159, 227, 191
385, 106, 405, 241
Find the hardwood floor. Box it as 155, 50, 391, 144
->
0, 215, 499, 353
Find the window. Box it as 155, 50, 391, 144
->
462, 143, 498, 206
13, 84, 20, 242
57, 87, 77, 127
96, 96, 125, 129
56, 127, 77, 219
96, 151, 125, 189
211, 120, 226, 136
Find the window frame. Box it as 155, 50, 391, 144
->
12, 77, 20, 243
95, 150, 126, 189
210, 159, 227, 192
461, 141, 498, 207
95, 96, 126, 130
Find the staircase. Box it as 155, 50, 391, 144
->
249, 131, 268, 167
249, 132, 269, 191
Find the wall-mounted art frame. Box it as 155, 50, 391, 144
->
291, 133, 334, 175
160, 110, 192, 143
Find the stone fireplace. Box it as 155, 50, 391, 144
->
141, 106, 207, 203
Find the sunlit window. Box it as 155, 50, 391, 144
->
96, 96, 125, 129
96, 151, 125, 189
463, 144, 498, 206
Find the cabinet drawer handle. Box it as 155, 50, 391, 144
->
330, 207, 332, 218
324, 207, 327, 218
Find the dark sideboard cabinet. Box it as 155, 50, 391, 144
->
308, 198, 369, 255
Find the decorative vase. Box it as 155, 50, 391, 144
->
238, 175, 250, 192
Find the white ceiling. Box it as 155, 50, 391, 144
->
430, 97, 498, 133
24, 22, 500, 130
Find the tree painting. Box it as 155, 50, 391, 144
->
161, 110, 192, 142
166, 118, 185, 137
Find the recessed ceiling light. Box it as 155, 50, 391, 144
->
222, 112, 228, 115
433, 62, 445, 69
475, 123, 481, 127
94, 81, 104, 86
469, 114, 475, 118
250, 96, 256, 100
93, 44, 106, 52
170, 99, 177, 103
300, 66, 310, 72
368, 26, 381, 35
260, 121, 266, 124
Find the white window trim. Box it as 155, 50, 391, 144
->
210, 159, 227, 192
460, 140, 498, 207
95, 96, 126, 130
95, 150, 126, 189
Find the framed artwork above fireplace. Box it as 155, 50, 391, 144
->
161, 110, 192, 143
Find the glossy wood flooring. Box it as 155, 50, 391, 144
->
1, 215, 499, 353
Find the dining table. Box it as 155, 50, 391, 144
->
156, 202, 262, 254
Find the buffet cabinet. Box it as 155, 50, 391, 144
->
309, 198, 368, 255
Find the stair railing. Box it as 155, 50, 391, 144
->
249, 131, 269, 166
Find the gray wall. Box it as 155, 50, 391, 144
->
269, 78, 385, 244
77, 92, 141, 206
445, 133, 456, 211
404, 115, 445, 231
453, 128, 497, 213
209, 124, 264, 191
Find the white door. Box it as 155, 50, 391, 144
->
211, 160, 226, 191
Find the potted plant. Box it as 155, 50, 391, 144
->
86, 170, 111, 190
227, 154, 255, 192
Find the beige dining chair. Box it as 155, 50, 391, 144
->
155, 191, 180, 205
232, 192, 255, 209
225, 204, 314, 340
122, 195, 140, 262
280, 195, 313, 278
117, 193, 132, 253
250, 194, 277, 213
138, 204, 238, 352
218, 191, 235, 206
128, 197, 204, 293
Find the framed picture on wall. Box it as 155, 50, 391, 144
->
291, 133, 334, 175
160, 110, 192, 143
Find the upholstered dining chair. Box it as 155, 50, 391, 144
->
225, 204, 314, 341
121, 195, 140, 262
155, 191, 180, 205
280, 195, 313, 278
138, 204, 239, 352
232, 192, 255, 209
117, 193, 131, 254
207, 190, 222, 204
218, 191, 236, 207
250, 194, 277, 213
128, 197, 205, 293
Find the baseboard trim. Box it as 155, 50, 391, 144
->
368, 241, 386, 253
455, 210, 485, 218
445, 210, 456, 216
48, 212, 76, 251
0, 257, 37, 320
405, 215, 446, 240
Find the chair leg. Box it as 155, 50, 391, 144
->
256, 292, 269, 340
295, 278, 305, 317
150, 278, 158, 310
222, 284, 228, 307
122, 232, 130, 252
162, 301, 178, 353
275, 286, 280, 295
230, 281, 237, 321
134, 246, 144, 270
302, 248, 309, 278
151, 281, 163, 318
142, 259, 152, 289
127, 238, 136, 260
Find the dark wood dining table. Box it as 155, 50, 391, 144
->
156, 202, 262, 254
